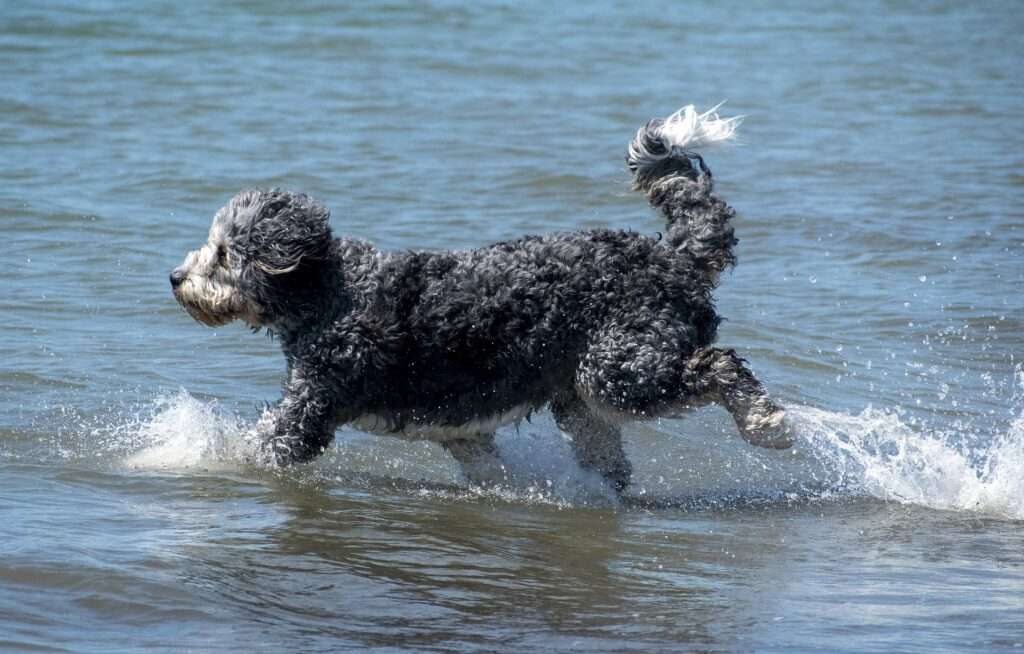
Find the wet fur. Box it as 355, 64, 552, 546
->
170, 106, 789, 493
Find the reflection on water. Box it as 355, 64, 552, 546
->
8, 457, 1019, 652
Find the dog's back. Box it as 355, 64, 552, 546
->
337, 223, 720, 428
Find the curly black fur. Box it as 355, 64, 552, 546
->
170, 110, 790, 492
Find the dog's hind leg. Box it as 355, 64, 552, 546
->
551, 391, 632, 493
443, 434, 508, 488
577, 327, 791, 450
682, 347, 791, 449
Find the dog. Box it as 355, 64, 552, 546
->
170, 105, 790, 493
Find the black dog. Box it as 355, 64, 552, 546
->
170, 105, 790, 492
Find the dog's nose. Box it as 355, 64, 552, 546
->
169, 268, 187, 288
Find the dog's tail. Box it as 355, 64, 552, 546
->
627, 104, 741, 284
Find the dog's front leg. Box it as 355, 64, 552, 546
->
259, 368, 340, 465
551, 391, 632, 493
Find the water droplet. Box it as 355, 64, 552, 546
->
919, 275, 927, 282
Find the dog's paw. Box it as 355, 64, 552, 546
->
606, 467, 632, 494
254, 434, 309, 467
259, 433, 328, 466
261, 436, 292, 465
739, 405, 793, 449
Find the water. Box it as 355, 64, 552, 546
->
2, 1, 1022, 651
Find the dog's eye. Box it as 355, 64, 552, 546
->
217, 245, 228, 262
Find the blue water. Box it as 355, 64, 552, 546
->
2, 1, 1023, 652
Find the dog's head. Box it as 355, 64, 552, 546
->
170, 189, 333, 331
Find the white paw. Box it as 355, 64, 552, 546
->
742, 407, 793, 449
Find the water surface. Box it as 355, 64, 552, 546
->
2, 1, 1022, 652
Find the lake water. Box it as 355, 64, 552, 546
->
2, 1, 1022, 652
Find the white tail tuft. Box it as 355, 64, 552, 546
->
657, 103, 742, 150
627, 103, 742, 183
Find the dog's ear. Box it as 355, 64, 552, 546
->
247, 190, 333, 276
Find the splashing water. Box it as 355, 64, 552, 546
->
790, 405, 1024, 521
112, 392, 597, 499
122, 391, 257, 471
113, 389, 1024, 519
